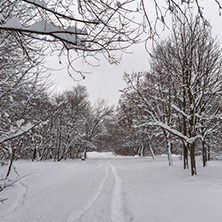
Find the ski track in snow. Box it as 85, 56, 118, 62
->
67, 161, 109, 222
109, 163, 125, 222
2, 154, 222, 222
67, 158, 132, 222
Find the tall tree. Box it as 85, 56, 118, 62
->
119, 15, 222, 175
151, 15, 222, 174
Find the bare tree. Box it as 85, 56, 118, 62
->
0, 0, 144, 76
140, 0, 221, 41
83, 99, 114, 158
44, 85, 90, 161
1, 1, 221, 77
145, 15, 222, 175
118, 14, 222, 175
119, 72, 174, 164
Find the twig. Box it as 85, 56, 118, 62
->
0, 198, 8, 204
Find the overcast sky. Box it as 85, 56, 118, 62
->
50, 43, 149, 105
49, 0, 222, 105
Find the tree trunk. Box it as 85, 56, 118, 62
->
167, 141, 173, 166
140, 145, 144, 157
6, 148, 16, 178
32, 148, 37, 161
164, 131, 173, 166
83, 147, 87, 159
148, 141, 155, 160
76, 148, 80, 159
202, 140, 207, 167
57, 132, 62, 161
207, 145, 211, 161
190, 143, 197, 175
183, 144, 189, 169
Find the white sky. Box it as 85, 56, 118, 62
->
49, 43, 149, 105
49, 0, 222, 105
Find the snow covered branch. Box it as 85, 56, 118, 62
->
147, 121, 202, 144
0, 0, 143, 74
0, 101, 65, 144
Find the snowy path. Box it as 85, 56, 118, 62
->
0, 154, 132, 222
67, 160, 112, 222
67, 158, 130, 222
1, 153, 222, 222
109, 164, 124, 222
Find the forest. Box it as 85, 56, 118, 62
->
0, 0, 222, 190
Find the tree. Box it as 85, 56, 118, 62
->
151, 15, 222, 174
0, 0, 144, 76
117, 77, 158, 158
44, 85, 90, 161
118, 14, 222, 175
82, 99, 114, 158
0, 12, 50, 174
118, 72, 174, 163
1, 1, 222, 77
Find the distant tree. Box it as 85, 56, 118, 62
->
117, 82, 157, 158
118, 72, 174, 163
46, 85, 90, 161
82, 99, 114, 158
116, 90, 139, 156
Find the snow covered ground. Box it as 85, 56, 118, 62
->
1, 152, 222, 222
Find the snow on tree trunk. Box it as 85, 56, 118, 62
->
164, 131, 173, 166
190, 143, 197, 176
140, 145, 144, 157
148, 141, 155, 160
167, 141, 173, 166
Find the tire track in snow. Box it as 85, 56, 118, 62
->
67, 161, 109, 222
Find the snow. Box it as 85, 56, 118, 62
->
1, 153, 222, 222
2, 18, 21, 29
28, 20, 56, 32
1, 18, 85, 48
25, 0, 47, 8
0, 122, 34, 143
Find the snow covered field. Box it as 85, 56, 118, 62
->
1, 152, 222, 222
